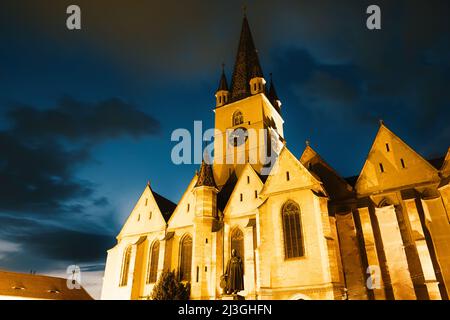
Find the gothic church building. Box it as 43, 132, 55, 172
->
101, 16, 450, 300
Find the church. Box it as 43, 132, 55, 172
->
101, 15, 450, 300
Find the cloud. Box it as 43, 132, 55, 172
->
0, 215, 115, 272
8, 97, 161, 142
0, 97, 160, 215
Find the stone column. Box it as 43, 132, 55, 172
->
403, 199, 441, 299
358, 207, 386, 300
335, 212, 368, 300
374, 205, 416, 299
421, 196, 450, 298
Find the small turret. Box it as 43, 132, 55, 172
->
215, 64, 230, 107
250, 64, 266, 95
195, 158, 217, 189
268, 73, 281, 113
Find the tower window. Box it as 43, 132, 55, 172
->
255, 190, 258, 198
386, 143, 390, 152
232, 110, 244, 126
379, 163, 384, 173
187, 203, 190, 212
137, 214, 140, 221
401, 158, 406, 168
240, 193, 243, 202
149, 211, 152, 220
145, 198, 148, 206
253, 83, 256, 91
219, 96, 222, 104
247, 176, 250, 184
286, 171, 290, 181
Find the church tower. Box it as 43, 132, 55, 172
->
213, 14, 285, 186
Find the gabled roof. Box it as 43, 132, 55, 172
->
260, 146, 323, 197
152, 190, 177, 222
0, 270, 92, 300
217, 171, 238, 212
355, 123, 440, 194
300, 145, 354, 201
229, 15, 264, 102
117, 184, 176, 239
222, 163, 264, 215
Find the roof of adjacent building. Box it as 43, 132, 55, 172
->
229, 15, 264, 102
0, 270, 93, 300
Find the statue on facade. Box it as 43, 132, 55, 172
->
222, 249, 244, 295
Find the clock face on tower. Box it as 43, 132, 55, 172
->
228, 127, 248, 147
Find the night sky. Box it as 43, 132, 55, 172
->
0, 0, 449, 298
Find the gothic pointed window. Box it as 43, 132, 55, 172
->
146, 240, 160, 284
119, 245, 132, 286
179, 234, 193, 282
230, 228, 244, 272
232, 110, 244, 126
282, 201, 304, 259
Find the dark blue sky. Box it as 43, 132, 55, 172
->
0, 0, 449, 297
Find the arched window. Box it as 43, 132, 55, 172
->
230, 228, 244, 270
232, 111, 244, 126
146, 240, 160, 284
179, 235, 192, 282
282, 201, 304, 258
119, 245, 132, 286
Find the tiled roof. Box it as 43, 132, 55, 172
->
195, 160, 217, 188
0, 270, 92, 300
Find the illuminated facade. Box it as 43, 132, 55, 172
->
101, 15, 450, 300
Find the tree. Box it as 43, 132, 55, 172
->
150, 270, 190, 300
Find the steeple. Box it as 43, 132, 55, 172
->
268, 73, 282, 113
230, 14, 264, 102
215, 64, 230, 107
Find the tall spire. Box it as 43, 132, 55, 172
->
229, 14, 264, 102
